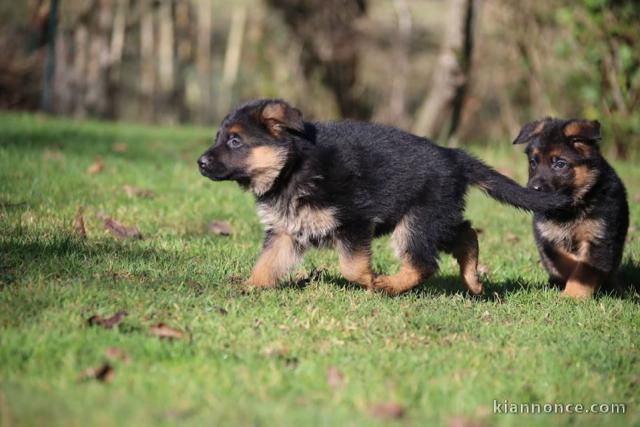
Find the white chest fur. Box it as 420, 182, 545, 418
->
257, 202, 338, 246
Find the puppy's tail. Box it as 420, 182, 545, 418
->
457, 150, 569, 212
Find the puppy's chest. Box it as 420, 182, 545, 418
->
257, 201, 339, 246
535, 217, 605, 254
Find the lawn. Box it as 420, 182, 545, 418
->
0, 112, 638, 427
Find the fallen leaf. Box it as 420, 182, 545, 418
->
633, 193, 640, 203
477, 264, 490, 275
123, 185, 155, 199
370, 402, 405, 419
112, 142, 128, 153
262, 344, 289, 358
97, 212, 143, 239
327, 366, 345, 389
78, 363, 115, 383
104, 347, 131, 364
208, 220, 232, 236
87, 157, 105, 174
149, 323, 184, 340
506, 232, 520, 243
73, 207, 86, 238
87, 311, 127, 329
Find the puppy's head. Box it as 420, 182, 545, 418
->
198, 99, 305, 196
513, 118, 602, 202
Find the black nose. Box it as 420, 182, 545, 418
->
197, 156, 208, 169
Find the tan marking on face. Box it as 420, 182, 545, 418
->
545, 148, 564, 159
246, 146, 288, 196
246, 233, 299, 287
572, 141, 593, 158
373, 254, 433, 296
257, 203, 338, 246
572, 165, 598, 200
228, 124, 244, 135
449, 226, 483, 295
336, 243, 374, 288
530, 148, 541, 158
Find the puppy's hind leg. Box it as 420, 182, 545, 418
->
373, 214, 437, 296
448, 221, 484, 295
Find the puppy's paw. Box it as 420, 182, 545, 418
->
372, 276, 404, 296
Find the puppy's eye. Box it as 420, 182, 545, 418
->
552, 158, 568, 169
227, 136, 242, 149
529, 158, 537, 168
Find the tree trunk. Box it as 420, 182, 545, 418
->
139, 0, 156, 122
413, 0, 477, 144
218, 4, 247, 115
157, 0, 176, 123
195, 0, 213, 124
388, 0, 411, 126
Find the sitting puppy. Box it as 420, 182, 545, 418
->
513, 118, 629, 298
198, 99, 569, 295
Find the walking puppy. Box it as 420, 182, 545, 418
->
198, 99, 570, 295
513, 118, 629, 298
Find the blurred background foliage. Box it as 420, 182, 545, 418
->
0, 0, 638, 157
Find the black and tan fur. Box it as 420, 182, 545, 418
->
513, 118, 629, 298
198, 99, 570, 295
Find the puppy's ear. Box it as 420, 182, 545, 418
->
563, 119, 601, 142
512, 118, 549, 144
563, 119, 601, 157
261, 101, 305, 137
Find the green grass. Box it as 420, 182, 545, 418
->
0, 112, 638, 427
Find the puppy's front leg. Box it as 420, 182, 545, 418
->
246, 231, 301, 288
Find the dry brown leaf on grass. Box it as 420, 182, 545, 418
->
97, 212, 143, 239
633, 193, 640, 203
73, 207, 86, 238
149, 323, 184, 340
112, 142, 128, 153
370, 401, 406, 419
104, 347, 131, 364
208, 220, 232, 236
327, 366, 345, 390
87, 157, 105, 174
87, 311, 127, 329
505, 232, 520, 243
123, 185, 155, 199
78, 363, 115, 383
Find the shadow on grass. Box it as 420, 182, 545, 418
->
304, 267, 640, 302
0, 235, 193, 289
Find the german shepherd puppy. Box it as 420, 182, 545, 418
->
198, 99, 570, 295
513, 118, 629, 298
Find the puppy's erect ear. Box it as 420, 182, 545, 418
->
512, 118, 550, 144
261, 101, 305, 137
563, 119, 601, 157
563, 119, 601, 143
